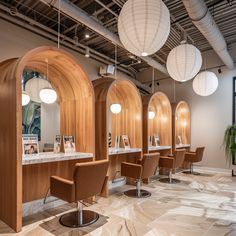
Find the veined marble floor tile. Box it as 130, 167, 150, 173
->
2, 170, 236, 236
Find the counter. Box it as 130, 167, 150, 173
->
109, 147, 142, 155
176, 144, 191, 149
22, 152, 94, 165
148, 146, 171, 151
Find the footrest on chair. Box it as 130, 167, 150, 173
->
59, 210, 99, 228
124, 189, 151, 198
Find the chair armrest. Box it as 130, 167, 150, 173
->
159, 156, 174, 169
185, 152, 196, 162
50, 176, 75, 203
121, 162, 142, 179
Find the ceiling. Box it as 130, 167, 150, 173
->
0, 0, 235, 79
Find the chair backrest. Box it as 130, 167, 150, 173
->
195, 147, 205, 162
73, 160, 109, 201
174, 149, 186, 168
141, 152, 160, 179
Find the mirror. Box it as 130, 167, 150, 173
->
22, 70, 60, 153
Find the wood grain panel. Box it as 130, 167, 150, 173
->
172, 101, 191, 151
23, 158, 93, 203
0, 46, 95, 232
0, 58, 22, 232
142, 92, 172, 154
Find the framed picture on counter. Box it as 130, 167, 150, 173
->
177, 135, 182, 145
154, 134, 160, 147
122, 135, 130, 150
22, 134, 39, 155
148, 135, 153, 147
64, 135, 76, 153
54, 135, 62, 153
115, 135, 121, 149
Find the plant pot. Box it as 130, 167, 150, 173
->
231, 164, 236, 176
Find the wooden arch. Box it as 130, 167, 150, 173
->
93, 77, 142, 160
172, 101, 191, 150
142, 92, 172, 153
0, 46, 94, 232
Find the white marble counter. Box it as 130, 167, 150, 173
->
22, 152, 94, 165
176, 144, 191, 149
109, 147, 142, 156
148, 145, 172, 151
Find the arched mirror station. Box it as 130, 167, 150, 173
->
93, 77, 142, 196
0, 46, 95, 232
142, 92, 172, 156
172, 101, 191, 152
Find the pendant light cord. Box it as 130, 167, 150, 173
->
152, 67, 154, 94
57, 0, 61, 49
174, 80, 176, 102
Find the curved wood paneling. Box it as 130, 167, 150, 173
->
0, 46, 95, 232
93, 78, 142, 160
172, 101, 191, 150
142, 92, 172, 153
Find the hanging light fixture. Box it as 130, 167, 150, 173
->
166, 42, 202, 82
148, 111, 155, 120
110, 45, 122, 114
85, 47, 90, 58
118, 0, 170, 57
193, 71, 218, 96
22, 91, 30, 106
39, 59, 57, 104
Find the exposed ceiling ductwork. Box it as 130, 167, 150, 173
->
40, 0, 168, 75
182, 0, 235, 70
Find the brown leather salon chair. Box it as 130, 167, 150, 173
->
159, 149, 186, 184
182, 147, 205, 175
121, 152, 160, 198
50, 160, 109, 228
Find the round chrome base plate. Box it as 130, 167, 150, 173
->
159, 178, 181, 184
59, 210, 99, 228
182, 170, 200, 175
124, 189, 151, 198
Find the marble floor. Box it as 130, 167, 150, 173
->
1, 169, 236, 236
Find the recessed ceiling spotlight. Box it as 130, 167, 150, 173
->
85, 32, 90, 39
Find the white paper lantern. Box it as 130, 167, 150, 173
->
193, 71, 218, 96
25, 76, 51, 103
39, 87, 57, 104
148, 111, 155, 119
22, 91, 30, 106
118, 0, 170, 57
167, 43, 202, 82
110, 103, 122, 114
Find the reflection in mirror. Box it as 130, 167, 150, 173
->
22, 70, 60, 152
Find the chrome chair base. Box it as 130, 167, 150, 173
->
124, 189, 151, 198
59, 210, 99, 228
159, 178, 181, 184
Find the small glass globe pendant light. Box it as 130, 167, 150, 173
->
39, 59, 57, 104
110, 45, 122, 114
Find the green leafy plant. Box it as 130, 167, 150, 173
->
223, 124, 236, 165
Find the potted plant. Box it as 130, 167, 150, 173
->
223, 124, 236, 176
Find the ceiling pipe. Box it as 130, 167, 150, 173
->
0, 5, 151, 93
182, 0, 234, 69
40, 0, 168, 75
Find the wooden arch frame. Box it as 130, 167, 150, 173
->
93, 77, 143, 160
172, 101, 191, 150
0, 46, 95, 232
142, 92, 172, 153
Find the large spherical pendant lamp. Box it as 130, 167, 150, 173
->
110, 103, 122, 114
118, 0, 170, 57
39, 87, 57, 104
167, 43, 202, 82
193, 71, 218, 96
22, 91, 30, 106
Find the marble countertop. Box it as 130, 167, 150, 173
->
148, 146, 172, 151
176, 144, 191, 149
22, 152, 94, 165
109, 147, 142, 155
